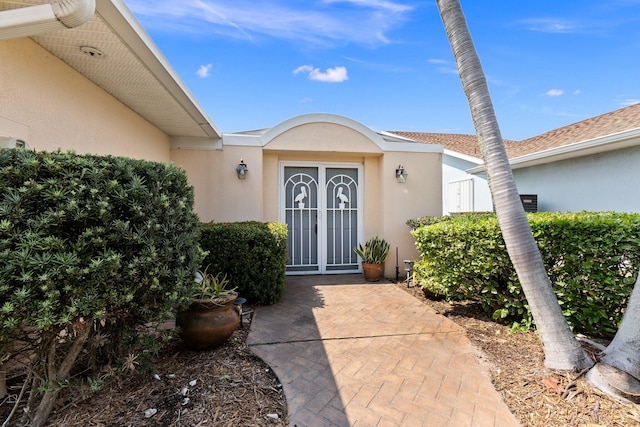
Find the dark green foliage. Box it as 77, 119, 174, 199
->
411, 212, 640, 337
0, 148, 202, 357
200, 221, 287, 305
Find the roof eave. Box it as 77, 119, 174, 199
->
467, 127, 640, 174
444, 148, 482, 164
96, 0, 221, 140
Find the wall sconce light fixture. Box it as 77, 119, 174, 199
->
236, 159, 248, 179
395, 164, 407, 183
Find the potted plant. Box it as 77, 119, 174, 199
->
354, 236, 390, 282
176, 266, 240, 350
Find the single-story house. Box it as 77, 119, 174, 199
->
390, 102, 640, 214
1, 0, 442, 278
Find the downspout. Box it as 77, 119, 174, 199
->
0, 0, 95, 41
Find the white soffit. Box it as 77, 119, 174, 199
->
1, 0, 221, 140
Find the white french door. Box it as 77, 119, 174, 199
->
281, 162, 363, 275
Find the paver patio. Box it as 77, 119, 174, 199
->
247, 275, 519, 426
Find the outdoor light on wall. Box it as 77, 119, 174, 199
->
395, 164, 407, 183
236, 159, 248, 179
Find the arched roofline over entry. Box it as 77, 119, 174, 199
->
260, 113, 388, 148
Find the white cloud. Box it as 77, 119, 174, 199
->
126, 0, 413, 47
196, 64, 213, 78
573, 89, 581, 95
545, 89, 564, 96
521, 18, 577, 33
323, 0, 412, 14
427, 58, 448, 64
294, 65, 349, 83
293, 65, 314, 75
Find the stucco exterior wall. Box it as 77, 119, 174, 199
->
264, 122, 383, 154
381, 152, 442, 275
0, 38, 169, 161
513, 145, 640, 213
171, 145, 264, 222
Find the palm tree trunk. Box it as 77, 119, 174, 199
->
585, 274, 640, 402
600, 274, 640, 378
436, 0, 591, 370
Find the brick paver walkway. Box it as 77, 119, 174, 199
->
247, 275, 519, 427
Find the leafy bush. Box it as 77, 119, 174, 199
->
199, 221, 287, 305
0, 149, 203, 425
411, 212, 640, 336
406, 212, 494, 230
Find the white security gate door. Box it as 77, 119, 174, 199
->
283, 164, 361, 274
324, 168, 360, 272
284, 167, 320, 273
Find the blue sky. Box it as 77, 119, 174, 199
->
124, 0, 640, 140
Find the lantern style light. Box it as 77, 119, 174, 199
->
395, 164, 407, 183
236, 159, 248, 179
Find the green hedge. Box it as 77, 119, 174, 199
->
200, 221, 287, 305
411, 212, 640, 336
0, 149, 203, 422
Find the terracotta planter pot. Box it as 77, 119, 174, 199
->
176, 294, 240, 350
362, 262, 383, 282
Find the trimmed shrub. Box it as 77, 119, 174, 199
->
0, 149, 203, 425
411, 212, 640, 336
200, 221, 287, 305
406, 212, 494, 230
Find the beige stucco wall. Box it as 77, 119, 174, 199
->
381, 151, 442, 274
0, 38, 169, 161
264, 122, 383, 154
171, 145, 264, 222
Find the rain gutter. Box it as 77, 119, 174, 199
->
0, 0, 95, 40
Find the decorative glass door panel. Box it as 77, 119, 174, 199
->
283, 164, 361, 274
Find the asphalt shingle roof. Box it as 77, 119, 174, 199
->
510, 102, 640, 157
387, 132, 519, 159
388, 102, 640, 160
